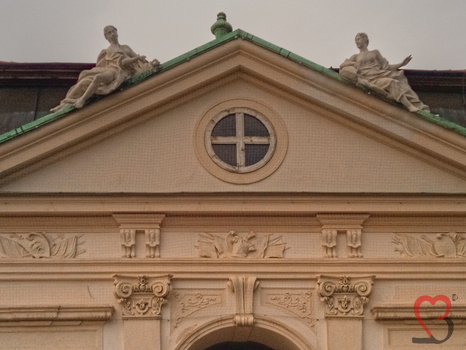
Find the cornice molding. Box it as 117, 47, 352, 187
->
372, 304, 466, 320
1, 193, 466, 215
1, 259, 464, 283
0, 305, 114, 323
316, 214, 370, 228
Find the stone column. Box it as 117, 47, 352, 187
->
317, 275, 374, 350
114, 274, 172, 350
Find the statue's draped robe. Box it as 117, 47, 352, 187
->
340, 50, 428, 112
52, 44, 154, 110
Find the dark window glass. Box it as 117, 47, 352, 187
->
244, 114, 269, 136
211, 114, 236, 137
209, 111, 272, 171
212, 144, 237, 166
205, 341, 275, 350
245, 144, 269, 166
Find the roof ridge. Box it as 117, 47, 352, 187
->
1, 29, 465, 144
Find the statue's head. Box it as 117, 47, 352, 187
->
103, 25, 118, 40
355, 33, 369, 46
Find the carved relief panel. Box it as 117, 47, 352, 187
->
393, 232, 466, 258
260, 287, 315, 328
196, 231, 287, 258
0, 232, 85, 259
170, 289, 224, 331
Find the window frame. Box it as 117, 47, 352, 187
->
205, 108, 276, 173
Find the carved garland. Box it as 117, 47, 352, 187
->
113, 274, 172, 319
317, 275, 374, 318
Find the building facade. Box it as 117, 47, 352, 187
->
1, 15, 466, 350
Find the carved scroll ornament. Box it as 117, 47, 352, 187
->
113, 274, 172, 319
0, 232, 85, 259
171, 290, 223, 329
262, 289, 314, 327
317, 275, 374, 318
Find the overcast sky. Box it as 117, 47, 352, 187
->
1, 0, 465, 70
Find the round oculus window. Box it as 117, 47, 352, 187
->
205, 108, 276, 173
195, 100, 288, 184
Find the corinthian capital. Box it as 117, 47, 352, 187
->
113, 274, 172, 319
317, 275, 374, 318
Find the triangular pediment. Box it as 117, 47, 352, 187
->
1, 32, 466, 194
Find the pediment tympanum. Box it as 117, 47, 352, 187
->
1, 39, 465, 194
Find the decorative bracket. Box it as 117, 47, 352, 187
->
317, 214, 369, 258
113, 214, 165, 258
317, 275, 374, 318
227, 276, 259, 326
113, 274, 172, 319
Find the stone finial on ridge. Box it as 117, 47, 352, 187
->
211, 12, 233, 39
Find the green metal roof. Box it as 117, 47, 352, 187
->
1, 29, 465, 145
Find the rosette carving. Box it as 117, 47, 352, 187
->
113, 274, 172, 319
317, 275, 374, 318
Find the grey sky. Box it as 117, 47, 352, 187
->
1, 0, 465, 70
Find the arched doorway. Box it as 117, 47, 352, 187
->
205, 341, 274, 350
172, 317, 315, 350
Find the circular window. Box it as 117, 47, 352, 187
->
195, 100, 288, 184
205, 108, 276, 173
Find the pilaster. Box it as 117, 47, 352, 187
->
317, 275, 374, 350
113, 274, 171, 350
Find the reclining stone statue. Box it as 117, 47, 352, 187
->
51, 25, 160, 112
339, 33, 429, 113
